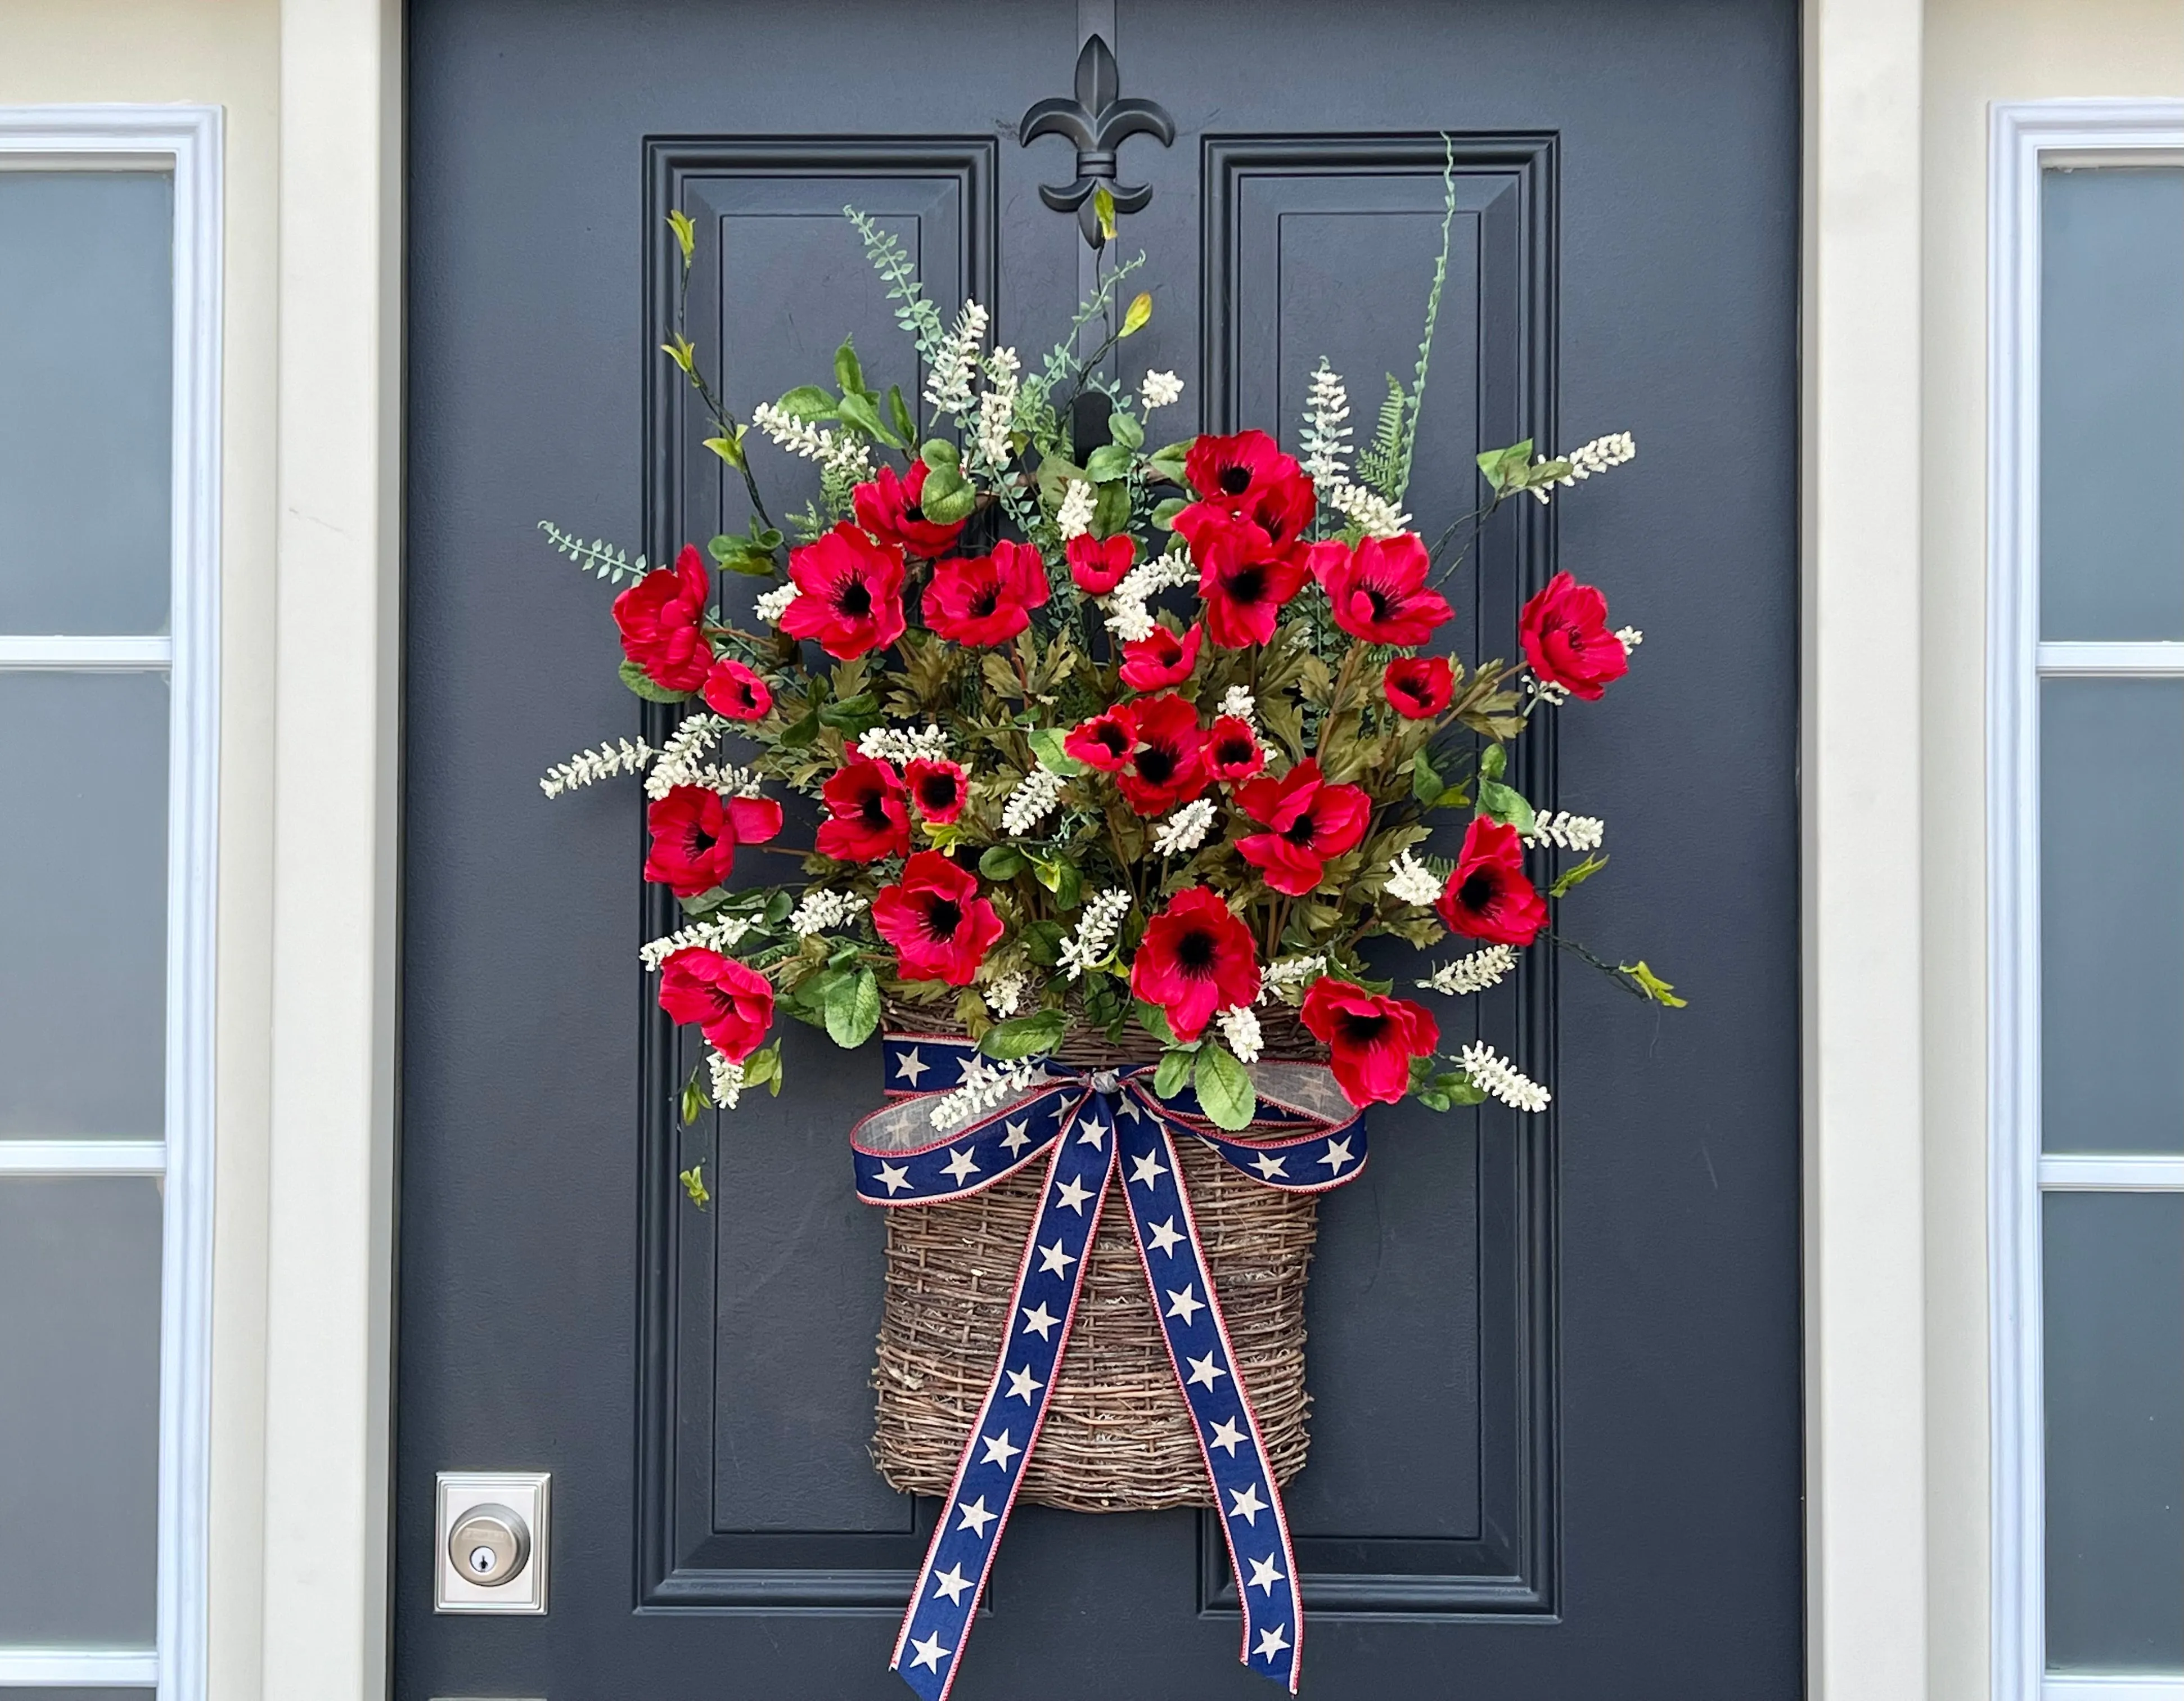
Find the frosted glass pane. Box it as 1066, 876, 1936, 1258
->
0, 672, 168, 1137
2041, 680, 2184, 1153
2045, 1191, 2184, 1672
0, 172, 172, 633
2041, 167, 2184, 640
0, 1176, 161, 1644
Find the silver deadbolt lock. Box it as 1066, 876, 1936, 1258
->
447, 1502, 530, 1586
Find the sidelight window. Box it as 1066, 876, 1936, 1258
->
0, 110, 220, 1701
1992, 104, 2184, 1701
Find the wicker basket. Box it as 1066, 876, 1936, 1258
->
870, 1000, 1325, 1512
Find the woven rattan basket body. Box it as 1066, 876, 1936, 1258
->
870, 1003, 1324, 1512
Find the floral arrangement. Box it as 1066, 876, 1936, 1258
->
542, 186, 1679, 1160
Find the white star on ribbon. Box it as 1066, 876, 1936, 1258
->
875, 1161, 911, 1195
1037, 1238, 1077, 1276
1254, 1623, 1290, 1662
1185, 1351, 1228, 1390
942, 1146, 981, 1184
1117, 1095, 1143, 1120
1250, 1151, 1289, 1180
1227, 1483, 1267, 1526
908, 1631, 952, 1672
1053, 1174, 1093, 1214
930, 1563, 972, 1605
1165, 1283, 1205, 1326
1208, 1415, 1248, 1456
1005, 1364, 1043, 1403
1246, 1554, 1286, 1595
895, 1047, 929, 1086
1145, 1217, 1185, 1256
1318, 1135, 1354, 1173
1020, 1302, 1060, 1340
980, 1429, 1023, 1470
1076, 1116, 1106, 1148
1000, 1119, 1033, 1156
956, 1495, 997, 1537
1129, 1150, 1168, 1190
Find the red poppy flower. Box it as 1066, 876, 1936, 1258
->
815, 748, 911, 863
922, 539, 1051, 647
872, 850, 1005, 986
701, 656, 773, 721
1065, 710, 1135, 772
779, 523, 907, 660
643, 785, 783, 898
1232, 759, 1372, 896
853, 460, 967, 559
658, 948, 776, 1062
613, 543, 715, 693
1383, 655, 1454, 719
1309, 533, 1453, 646
1113, 692, 1208, 817
1435, 815, 1548, 946
1520, 571, 1629, 701
1067, 532, 1136, 596
1131, 885, 1262, 1043
1300, 978, 1440, 1108
1192, 521, 1312, 648
1119, 622, 1202, 691
1182, 429, 1294, 508
1205, 716, 1264, 782
904, 757, 968, 824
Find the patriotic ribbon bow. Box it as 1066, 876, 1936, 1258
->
852, 1032, 1370, 1700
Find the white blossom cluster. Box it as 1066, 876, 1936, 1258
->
1001, 766, 1066, 836
1217, 1004, 1264, 1065
1616, 626, 1643, 653
1458, 1040, 1551, 1112
708, 1051, 746, 1110
1104, 552, 1196, 642
639, 913, 757, 971
975, 345, 1020, 466
925, 299, 990, 417
928, 1055, 1045, 1133
540, 736, 658, 798
789, 888, 867, 938
983, 970, 1029, 1019
647, 713, 764, 800
1523, 674, 1570, 707
856, 723, 950, 767
1528, 430, 1636, 504
1140, 369, 1185, 411
1258, 953, 1327, 1005
1526, 811, 1605, 852
1152, 797, 1217, 856
1320, 476, 1411, 538
1418, 944, 1515, 997
750, 400, 872, 480
1055, 478, 1096, 542
754, 583, 798, 624
1382, 849, 1445, 908
1219, 685, 1257, 727
1059, 888, 1132, 980
1299, 359, 1353, 482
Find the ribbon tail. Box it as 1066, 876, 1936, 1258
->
1115, 1097, 1307, 1693
886, 1090, 1120, 1701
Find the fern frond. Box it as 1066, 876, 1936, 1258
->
1389, 135, 1460, 506
1356, 375, 1408, 501
538, 521, 650, 587
844, 205, 947, 362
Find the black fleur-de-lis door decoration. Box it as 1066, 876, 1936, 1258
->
1019, 34, 1176, 249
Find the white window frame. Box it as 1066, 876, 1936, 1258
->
1988, 97, 2184, 1701
0, 106, 222, 1701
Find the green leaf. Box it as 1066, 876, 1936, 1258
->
1032, 855, 1082, 910
774, 385, 836, 423
1620, 960, 1689, 1009
666, 208, 697, 267
921, 478, 976, 525
978, 844, 1028, 880
825, 968, 882, 1048
1146, 440, 1192, 484
979, 1009, 1067, 1060
778, 705, 822, 748
660, 334, 696, 374
1092, 182, 1118, 242
709, 535, 778, 577
619, 659, 693, 703
1194, 1041, 1257, 1132
1092, 480, 1132, 536
1084, 444, 1134, 482
1477, 778, 1536, 836
763, 889, 794, 924
1548, 852, 1609, 898
834, 336, 866, 401
679, 1164, 711, 1210
681, 1065, 709, 1127
1475, 439, 1535, 493
889, 385, 917, 447
1150, 496, 1187, 530
1107, 408, 1145, 450
703, 431, 747, 471
741, 1041, 783, 1094
1479, 742, 1507, 781
1134, 1000, 1179, 1046
1026, 727, 1087, 776
835, 390, 901, 448
1120, 290, 1153, 337
1411, 748, 1442, 804
1153, 1046, 1196, 1099
920, 439, 961, 474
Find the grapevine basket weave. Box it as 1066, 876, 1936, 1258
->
870, 998, 1326, 1513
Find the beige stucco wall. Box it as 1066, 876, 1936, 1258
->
0, 4, 280, 1698
1921, 6, 2184, 1701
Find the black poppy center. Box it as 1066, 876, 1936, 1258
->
1215, 735, 1253, 764
905, 502, 928, 524
917, 773, 959, 811
925, 897, 963, 939
691, 825, 720, 856
1175, 928, 1218, 972
970, 583, 1002, 618
1218, 465, 1254, 496
1226, 563, 1268, 603
1136, 745, 1178, 785
1338, 1009, 1391, 1046
835, 578, 874, 618
1456, 871, 1496, 912
859, 788, 893, 828
1282, 811, 1318, 846
1095, 725, 1130, 757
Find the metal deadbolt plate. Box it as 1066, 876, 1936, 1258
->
446, 1503, 529, 1587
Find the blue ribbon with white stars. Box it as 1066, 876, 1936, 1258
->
850, 1032, 1369, 1701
